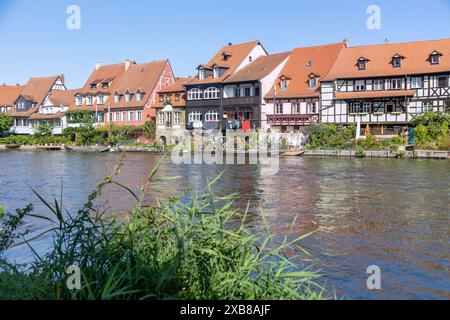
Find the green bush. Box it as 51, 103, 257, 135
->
0, 114, 13, 135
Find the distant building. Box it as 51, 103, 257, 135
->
264, 42, 345, 133
5, 76, 67, 135
320, 38, 450, 135
184, 41, 268, 130
154, 77, 192, 146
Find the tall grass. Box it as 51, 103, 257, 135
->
0, 157, 325, 300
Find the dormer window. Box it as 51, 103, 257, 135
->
430, 51, 442, 65
309, 77, 317, 88
199, 68, 206, 80
114, 93, 120, 103
136, 91, 142, 102
358, 57, 369, 70
125, 92, 131, 102
392, 54, 404, 68
75, 96, 83, 106
222, 52, 232, 61
281, 79, 288, 89
213, 67, 220, 79
91, 84, 97, 90
97, 94, 104, 104
159, 94, 164, 102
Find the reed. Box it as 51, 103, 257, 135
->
0, 157, 325, 300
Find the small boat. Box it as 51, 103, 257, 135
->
280, 151, 305, 157
5, 144, 21, 149
97, 147, 110, 153
38, 145, 63, 151
64, 145, 74, 151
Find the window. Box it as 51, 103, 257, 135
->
358, 60, 367, 70
213, 67, 220, 78
293, 103, 300, 114
159, 95, 164, 102
136, 92, 142, 102
158, 113, 165, 125
91, 84, 97, 90
166, 112, 172, 126
75, 96, 83, 106
122, 112, 127, 122
308, 102, 316, 113
243, 87, 251, 97
393, 57, 402, 68
137, 111, 142, 121
280, 79, 287, 89
308, 77, 317, 88
114, 94, 120, 103
97, 95, 104, 104
275, 104, 283, 114
174, 112, 181, 125
188, 111, 202, 123
204, 87, 220, 99
254, 86, 260, 96
249, 56, 253, 62
129, 111, 135, 121
391, 78, 403, 90
102, 83, 109, 89
205, 110, 219, 122
199, 69, 206, 80
109, 113, 113, 122
175, 94, 180, 101
438, 76, 448, 88
125, 92, 131, 102
411, 77, 423, 89
188, 88, 202, 100
373, 79, 384, 91
355, 80, 366, 91
351, 102, 361, 113
430, 53, 440, 65
87, 96, 93, 105
115, 112, 120, 122
234, 87, 240, 98
362, 102, 371, 113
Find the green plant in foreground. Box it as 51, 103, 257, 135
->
355, 148, 365, 158
0, 157, 325, 300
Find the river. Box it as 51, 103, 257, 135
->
0, 150, 449, 300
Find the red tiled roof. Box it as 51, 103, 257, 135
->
0, 85, 24, 107
265, 42, 345, 99
48, 89, 79, 106
188, 41, 264, 85
224, 52, 291, 83
30, 112, 65, 120
323, 38, 450, 81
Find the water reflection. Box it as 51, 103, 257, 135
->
0, 151, 448, 299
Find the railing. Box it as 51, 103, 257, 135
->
223, 96, 260, 106
267, 114, 318, 125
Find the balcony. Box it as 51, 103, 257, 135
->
223, 96, 260, 106
267, 114, 318, 126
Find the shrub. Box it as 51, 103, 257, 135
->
414, 124, 428, 146
0, 114, 13, 135
355, 147, 365, 158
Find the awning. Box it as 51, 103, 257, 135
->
335, 90, 416, 100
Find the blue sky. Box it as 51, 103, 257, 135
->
0, 0, 449, 88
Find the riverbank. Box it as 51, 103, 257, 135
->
1, 144, 449, 160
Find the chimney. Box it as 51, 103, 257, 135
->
95, 62, 101, 70
124, 59, 136, 71
343, 38, 349, 47
384, 38, 389, 44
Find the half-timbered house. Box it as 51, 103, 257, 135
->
264, 42, 345, 132
320, 38, 450, 135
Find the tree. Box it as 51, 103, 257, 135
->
35, 123, 54, 137
0, 114, 13, 136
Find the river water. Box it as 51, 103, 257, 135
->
0, 150, 449, 300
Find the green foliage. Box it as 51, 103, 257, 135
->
412, 112, 450, 150
0, 114, 13, 135
355, 148, 365, 158
308, 124, 356, 150
143, 120, 156, 139
35, 123, 54, 137
395, 149, 407, 158
65, 110, 95, 124
0, 162, 325, 300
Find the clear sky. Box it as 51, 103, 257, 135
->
0, 0, 449, 89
